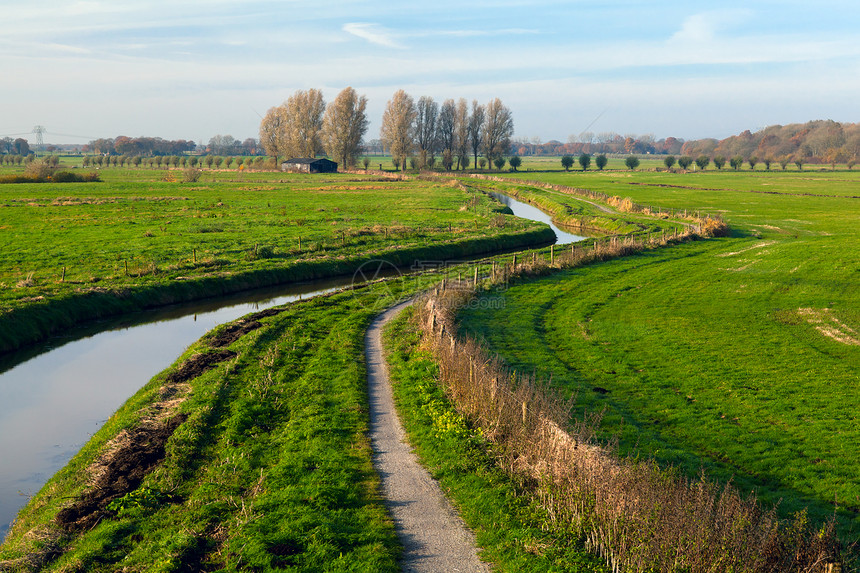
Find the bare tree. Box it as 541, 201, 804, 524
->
437, 99, 457, 171
323, 86, 369, 169
468, 100, 485, 170
415, 96, 439, 169
482, 98, 514, 167
259, 106, 286, 160
380, 89, 416, 171
454, 98, 470, 170
284, 89, 326, 158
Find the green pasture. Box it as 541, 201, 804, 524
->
0, 284, 414, 571
0, 165, 551, 351
458, 168, 860, 539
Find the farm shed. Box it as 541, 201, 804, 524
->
281, 157, 338, 174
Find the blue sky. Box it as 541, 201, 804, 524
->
2, 0, 859, 146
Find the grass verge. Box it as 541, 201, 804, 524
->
382, 307, 606, 572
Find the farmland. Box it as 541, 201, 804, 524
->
457, 167, 860, 541
0, 164, 552, 352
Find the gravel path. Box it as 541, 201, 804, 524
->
365, 300, 490, 573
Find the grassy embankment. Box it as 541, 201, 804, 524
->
0, 283, 414, 571
456, 169, 860, 546
0, 166, 553, 352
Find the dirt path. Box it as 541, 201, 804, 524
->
365, 300, 490, 573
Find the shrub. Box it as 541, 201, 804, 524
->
183, 167, 202, 182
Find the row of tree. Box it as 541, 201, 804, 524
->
258, 88, 515, 172
380, 92, 513, 171
259, 87, 369, 169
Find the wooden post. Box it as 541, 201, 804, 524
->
550, 244, 554, 264
61, 266, 66, 282
193, 248, 196, 263
125, 260, 128, 276
522, 401, 528, 425
473, 265, 479, 286
512, 254, 517, 268
532, 252, 536, 265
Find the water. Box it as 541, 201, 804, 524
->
487, 191, 587, 245
0, 278, 353, 539
0, 192, 584, 538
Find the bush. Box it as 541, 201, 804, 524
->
183, 167, 202, 182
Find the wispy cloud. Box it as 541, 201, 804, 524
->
669, 10, 753, 43
342, 23, 404, 49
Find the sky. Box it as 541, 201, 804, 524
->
2, 0, 859, 146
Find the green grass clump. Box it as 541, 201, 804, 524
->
382, 308, 606, 572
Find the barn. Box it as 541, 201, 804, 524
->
281, 157, 338, 174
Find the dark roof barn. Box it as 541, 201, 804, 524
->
281, 157, 338, 173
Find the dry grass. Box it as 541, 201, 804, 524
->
415, 286, 845, 572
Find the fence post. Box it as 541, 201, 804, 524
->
474, 266, 479, 286
551, 244, 554, 264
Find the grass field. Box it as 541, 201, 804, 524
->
0, 164, 552, 352
0, 282, 418, 572
457, 168, 860, 542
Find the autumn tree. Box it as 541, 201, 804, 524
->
380, 90, 417, 171
468, 100, 485, 170
748, 156, 758, 170
415, 96, 439, 169
322, 86, 369, 169
482, 98, 514, 166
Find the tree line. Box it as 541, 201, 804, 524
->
258, 88, 515, 172
680, 120, 860, 167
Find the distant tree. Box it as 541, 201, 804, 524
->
323, 86, 369, 169
468, 100, 485, 170
380, 89, 416, 171
561, 155, 574, 171
363, 157, 371, 170
779, 157, 790, 170
391, 157, 400, 171
625, 156, 640, 170
713, 155, 726, 170
259, 106, 285, 161
482, 98, 514, 168
493, 156, 506, 171
82, 156, 91, 167
437, 98, 456, 169
677, 155, 693, 170
479, 157, 488, 169
409, 157, 418, 170
748, 156, 758, 170
415, 96, 439, 169
180, 156, 188, 167
848, 159, 856, 170
664, 155, 676, 170
234, 157, 243, 168
695, 155, 710, 170
189, 157, 199, 167
794, 157, 804, 170
578, 154, 591, 171
730, 156, 744, 170
595, 154, 608, 170
224, 157, 234, 169
455, 98, 470, 170
763, 157, 772, 170
132, 156, 142, 168
509, 155, 522, 171
214, 156, 224, 168
204, 156, 214, 168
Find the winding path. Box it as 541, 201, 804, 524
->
365, 300, 489, 573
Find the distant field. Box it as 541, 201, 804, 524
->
0, 165, 550, 351
458, 168, 860, 538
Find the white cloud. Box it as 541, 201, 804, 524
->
669, 10, 753, 43
342, 23, 404, 49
